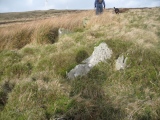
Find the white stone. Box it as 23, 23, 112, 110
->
67, 42, 112, 79
83, 42, 112, 67
58, 28, 71, 36
115, 55, 128, 70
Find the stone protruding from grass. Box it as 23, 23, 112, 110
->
115, 55, 128, 70
58, 28, 72, 37
67, 42, 112, 79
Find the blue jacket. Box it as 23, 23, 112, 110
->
95, 0, 105, 8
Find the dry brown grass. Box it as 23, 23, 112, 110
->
0, 11, 92, 50
0, 13, 60, 49
0, 8, 159, 49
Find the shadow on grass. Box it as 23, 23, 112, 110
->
0, 81, 15, 111
67, 67, 125, 120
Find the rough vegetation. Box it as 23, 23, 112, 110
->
0, 7, 160, 120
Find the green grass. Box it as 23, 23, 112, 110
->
0, 50, 22, 80
0, 81, 72, 120
0, 8, 160, 120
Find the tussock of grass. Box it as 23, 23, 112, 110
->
0, 50, 22, 80
67, 68, 125, 120
75, 50, 89, 64
0, 7, 160, 120
103, 45, 160, 119
0, 25, 34, 50
0, 80, 71, 120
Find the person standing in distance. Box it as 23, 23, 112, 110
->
94, 0, 105, 15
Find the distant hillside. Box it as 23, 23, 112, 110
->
0, 7, 160, 120
0, 7, 156, 25
0, 9, 85, 25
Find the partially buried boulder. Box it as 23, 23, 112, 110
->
67, 42, 113, 79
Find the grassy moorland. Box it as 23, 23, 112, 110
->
0, 9, 83, 25
0, 8, 160, 120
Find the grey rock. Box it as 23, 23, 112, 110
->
83, 42, 113, 67
58, 28, 71, 36
67, 64, 91, 79
115, 55, 128, 70
83, 17, 89, 28
67, 42, 112, 79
